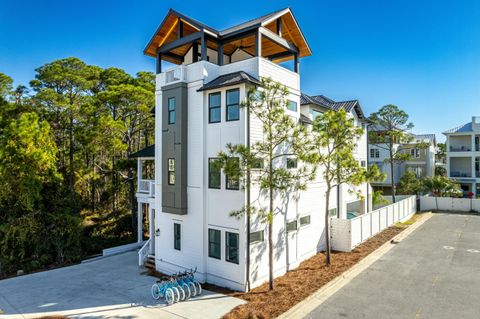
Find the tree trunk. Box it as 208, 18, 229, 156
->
389, 142, 396, 203
127, 141, 137, 237
325, 187, 331, 265
268, 185, 274, 291
69, 113, 76, 213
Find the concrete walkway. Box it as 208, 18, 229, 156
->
305, 212, 480, 319
0, 252, 244, 319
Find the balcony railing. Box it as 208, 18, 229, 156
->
165, 65, 185, 84
450, 171, 472, 178
138, 179, 155, 197
450, 145, 472, 152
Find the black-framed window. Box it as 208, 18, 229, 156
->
287, 100, 297, 112
286, 158, 297, 169
226, 89, 240, 121
208, 158, 221, 189
209, 92, 221, 123
168, 97, 176, 124
208, 229, 221, 259
300, 215, 311, 226
249, 230, 264, 244
168, 158, 175, 185
225, 232, 239, 264
174, 223, 181, 250
226, 157, 240, 190
361, 160, 366, 167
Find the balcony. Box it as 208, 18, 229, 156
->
138, 179, 155, 197
450, 171, 472, 178
450, 145, 472, 152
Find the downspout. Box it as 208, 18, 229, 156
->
246, 89, 251, 292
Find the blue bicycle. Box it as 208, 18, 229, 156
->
151, 280, 176, 305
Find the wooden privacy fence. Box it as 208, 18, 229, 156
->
331, 195, 417, 252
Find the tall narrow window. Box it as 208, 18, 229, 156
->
225, 232, 239, 264
287, 100, 297, 112
167, 158, 175, 185
208, 229, 221, 259
226, 157, 240, 190
226, 89, 240, 121
209, 92, 221, 123
168, 97, 176, 124
174, 223, 181, 250
208, 158, 221, 189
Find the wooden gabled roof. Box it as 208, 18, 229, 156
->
144, 8, 312, 60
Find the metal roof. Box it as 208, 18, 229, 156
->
300, 92, 367, 120
443, 122, 472, 134
197, 71, 260, 91
130, 145, 155, 158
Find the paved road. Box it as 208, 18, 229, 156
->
307, 212, 480, 319
0, 251, 244, 319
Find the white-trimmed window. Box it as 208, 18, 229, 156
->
370, 148, 380, 158
300, 215, 311, 226
249, 230, 264, 244
286, 220, 298, 232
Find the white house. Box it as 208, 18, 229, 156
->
133, 8, 373, 292
444, 116, 480, 197
368, 131, 436, 194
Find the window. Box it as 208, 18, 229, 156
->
286, 158, 297, 169
370, 148, 380, 158
286, 220, 297, 232
310, 109, 322, 120
209, 92, 221, 123
249, 230, 264, 244
300, 215, 311, 226
251, 158, 264, 169
226, 89, 240, 121
410, 148, 420, 158
361, 160, 366, 167
168, 97, 176, 124
168, 158, 175, 185
174, 223, 181, 250
208, 158, 221, 189
287, 100, 297, 112
208, 229, 221, 259
226, 158, 240, 190
328, 208, 337, 218
225, 232, 239, 264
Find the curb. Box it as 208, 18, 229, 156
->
277, 212, 433, 319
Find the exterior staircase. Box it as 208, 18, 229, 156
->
144, 255, 155, 271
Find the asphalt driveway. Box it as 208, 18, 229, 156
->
0, 251, 244, 319
307, 212, 480, 319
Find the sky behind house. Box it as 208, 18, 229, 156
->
1, 0, 480, 142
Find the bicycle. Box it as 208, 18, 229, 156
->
151, 280, 176, 305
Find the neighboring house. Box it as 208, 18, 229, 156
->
443, 116, 480, 197
132, 8, 373, 292
368, 131, 436, 194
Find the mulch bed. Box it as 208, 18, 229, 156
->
216, 223, 410, 319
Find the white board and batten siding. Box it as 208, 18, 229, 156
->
331, 195, 417, 252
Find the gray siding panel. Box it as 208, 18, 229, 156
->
162, 82, 188, 215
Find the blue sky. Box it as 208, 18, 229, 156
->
2, 0, 480, 142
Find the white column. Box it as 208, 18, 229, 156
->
137, 159, 143, 190
137, 203, 143, 243
472, 155, 475, 178
148, 205, 154, 255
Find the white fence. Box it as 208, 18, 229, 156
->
420, 196, 480, 212
331, 195, 417, 252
